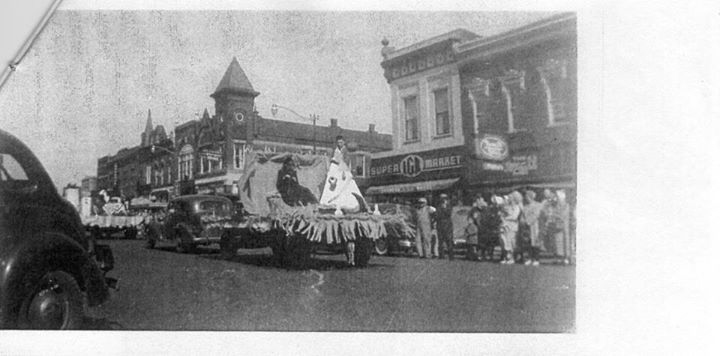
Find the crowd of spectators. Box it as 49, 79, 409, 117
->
408, 189, 575, 265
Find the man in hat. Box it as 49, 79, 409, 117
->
436, 193, 454, 260
413, 197, 435, 258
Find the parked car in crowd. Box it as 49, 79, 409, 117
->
373, 203, 416, 255
449, 205, 475, 257
0, 129, 116, 329
145, 194, 233, 253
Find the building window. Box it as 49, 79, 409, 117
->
145, 165, 151, 185
499, 69, 526, 133
433, 88, 450, 136
179, 144, 194, 180
466, 78, 491, 134
403, 96, 419, 142
348, 154, 367, 178
234, 143, 246, 169
199, 151, 222, 174
538, 59, 570, 126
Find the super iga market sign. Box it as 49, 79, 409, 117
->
370, 150, 463, 178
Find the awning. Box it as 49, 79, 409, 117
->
524, 181, 576, 190
365, 178, 459, 195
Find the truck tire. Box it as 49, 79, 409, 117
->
123, 227, 137, 240
17, 270, 84, 329
271, 236, 311, 269
353, 238, 374, 267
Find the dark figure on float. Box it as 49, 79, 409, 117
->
276, 156, 318, 207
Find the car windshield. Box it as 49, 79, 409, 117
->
196, 200, 231, 215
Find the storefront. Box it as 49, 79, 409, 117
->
465, 134, 576, 204
366, 146, 465, 204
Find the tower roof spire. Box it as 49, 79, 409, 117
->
145, 109, 153, 131
211, 57, 259, 98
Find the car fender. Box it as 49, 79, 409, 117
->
0, 232, 108, 328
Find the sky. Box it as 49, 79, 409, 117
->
0, 9, 554, 188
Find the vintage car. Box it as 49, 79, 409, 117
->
0, 129, 115, 329
372, 203, 416, 255
145, 194, 234, 253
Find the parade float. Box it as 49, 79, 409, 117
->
215, 151, 413, 268
79, 190, 161, 240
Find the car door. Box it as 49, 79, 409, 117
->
0, 149, 70, 243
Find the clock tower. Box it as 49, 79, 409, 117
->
211, 57, 260, 179
210, 57, 259, 127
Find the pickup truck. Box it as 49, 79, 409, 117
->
0, 129, 116, 329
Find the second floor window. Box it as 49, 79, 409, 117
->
434, 88, 450, 136
234, 143, 246, 169
538, 59, 571, 126
404, 96, 419, 141
145, 165, 151, 185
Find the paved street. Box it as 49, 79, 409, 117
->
85, 240, 574, 332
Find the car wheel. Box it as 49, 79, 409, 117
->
175, 228, 197, 254
374, 237, 388, 256
17, 271, 84, 329
175, 238, 191, 253
219, 232, 236, 259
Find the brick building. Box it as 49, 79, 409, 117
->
96, 109, 173, 200
97, 57, 391, 199
367, 13, 576, 204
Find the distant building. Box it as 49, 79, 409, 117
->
96, 109, 173, 200
368, 13, 576, 204
80, 176, 97, 197
97, 57, 391, 198
62, 184, 80, 211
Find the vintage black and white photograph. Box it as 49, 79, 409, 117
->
0, 1, 580, 335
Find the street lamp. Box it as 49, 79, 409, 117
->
150, 145, 174, 155
271, 104, 320, 154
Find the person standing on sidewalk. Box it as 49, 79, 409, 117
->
540, 190, 571, 265
413, 197, 435, 258
500, 192, 522, 264
479, 195, 503, 261
521, 190, 544, 266
436, 194, 454, 260
555, 190, 572, 264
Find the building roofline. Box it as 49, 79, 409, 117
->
455, 12, 576, 59
382, 28, 480, 62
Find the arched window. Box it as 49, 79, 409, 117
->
499, 69, 526, 133
178, 144, 194, 180
537, 59, 570, 126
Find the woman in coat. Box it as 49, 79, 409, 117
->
478, 195, 502, 262
499, 192, 522, 264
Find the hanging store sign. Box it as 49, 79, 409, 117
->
482, 162, 504, 171
370, 147, 463, 178
504, 155, 538, 176
477, 134, 509, 161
